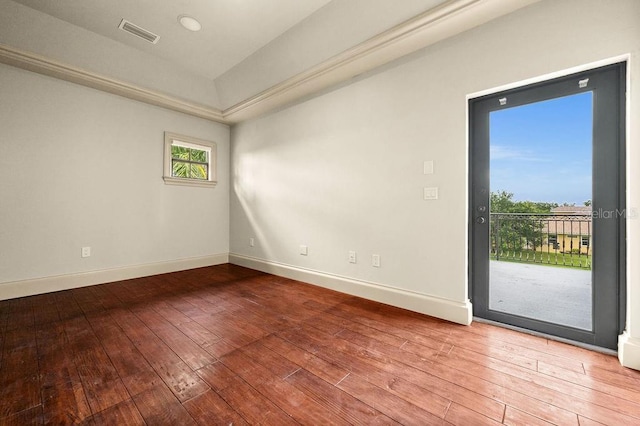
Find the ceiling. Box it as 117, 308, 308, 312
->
11, 0, 333, 81
1, 0, 540, 122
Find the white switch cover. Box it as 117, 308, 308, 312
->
372, 254, 381, 267
348, 251, 357, 264
81, 246, 91, 258
249, 238, 255, 247
424, 187, 439, 200
423, 160, 434, 175
300, 245, 308, 256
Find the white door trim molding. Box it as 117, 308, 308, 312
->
619, 332, 640, 370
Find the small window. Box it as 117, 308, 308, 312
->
164, 132, 217, 187
171, 145, 208, 180
581, 236, 590, 246
548, 234, 558, 245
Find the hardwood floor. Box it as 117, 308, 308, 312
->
1, 264, 639, 425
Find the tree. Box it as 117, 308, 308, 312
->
490, 191, 515, 213
171, 145, 208, 180
490, 191, 556, 256
490, 190, 557, 213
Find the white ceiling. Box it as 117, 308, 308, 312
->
2, 0, 540, 121
11, 0, 333, 81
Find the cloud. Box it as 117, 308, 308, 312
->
490, 145, 549, 162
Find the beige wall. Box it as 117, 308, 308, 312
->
230, 0, 640, 367
0, 63, 230, 294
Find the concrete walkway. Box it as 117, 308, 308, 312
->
489, 260, 592, 330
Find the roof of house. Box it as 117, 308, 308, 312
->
551, 206, 592, 214
544, 206, 592, 235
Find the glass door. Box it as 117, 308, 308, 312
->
489, 92, 593, 330
469, 63, 626, 349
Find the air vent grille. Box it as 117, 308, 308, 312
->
118, 19, 160, 44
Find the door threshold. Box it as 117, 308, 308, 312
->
472, 317, 617, 356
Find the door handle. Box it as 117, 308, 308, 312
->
476, 216, 486, 224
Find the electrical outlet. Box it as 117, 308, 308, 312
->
81, 247, 91, 258
300, 245, 308, 256
348, 251, 357, 264
372, 254, 381, 267
249, 237, 255, 247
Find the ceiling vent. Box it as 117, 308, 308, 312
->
118, 19, 160, 44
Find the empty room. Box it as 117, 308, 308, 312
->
1, 0, 639, 424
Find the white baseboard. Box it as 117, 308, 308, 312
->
0, 253, 229, 300
229, 253, 472, 325
619, 332, 640, 370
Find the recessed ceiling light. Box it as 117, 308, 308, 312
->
178, 15, 201, 32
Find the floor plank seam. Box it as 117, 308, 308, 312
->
335, 372, 351, 386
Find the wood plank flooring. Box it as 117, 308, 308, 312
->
1, 264, 639, 425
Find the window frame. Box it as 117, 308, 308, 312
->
163, 132, 217, 187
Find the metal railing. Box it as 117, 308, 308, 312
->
490, 213, 592, 269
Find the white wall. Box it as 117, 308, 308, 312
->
230, 0, 640, 367
0, 63, 230, 297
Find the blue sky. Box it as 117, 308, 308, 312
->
490, 92, 593, 205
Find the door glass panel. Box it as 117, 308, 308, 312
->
489, 92, 593, 330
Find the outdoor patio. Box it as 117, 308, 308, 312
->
490, 260, 592, 330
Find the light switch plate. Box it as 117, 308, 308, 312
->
423, 160, 434, 175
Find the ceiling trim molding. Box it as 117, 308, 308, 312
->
0, 43, 226, 124
222, 0, 539, 123
0, 0, 538, 125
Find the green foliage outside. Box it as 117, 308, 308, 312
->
490, 191, 591, 269
490, 191, 554, 255
490, 190, 558, 214
171, 145, 208, 180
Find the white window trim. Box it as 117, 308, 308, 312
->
163, 132, 217, 187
